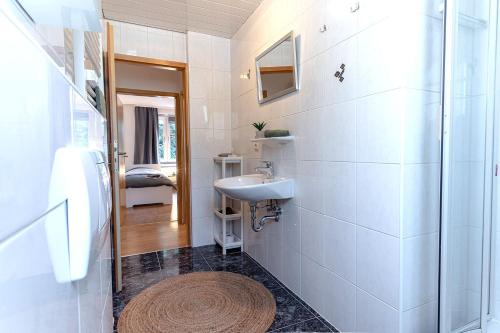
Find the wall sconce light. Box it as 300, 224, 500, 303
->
240, 69, 251, 80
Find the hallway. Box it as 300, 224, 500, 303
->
120, 196, 189, 256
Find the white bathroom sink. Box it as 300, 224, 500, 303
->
214, 174, 294, 203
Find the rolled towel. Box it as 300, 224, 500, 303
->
264, 129, 290, 138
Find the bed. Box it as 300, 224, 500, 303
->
125, 164, 175, 208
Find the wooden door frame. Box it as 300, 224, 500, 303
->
105, 23, 192, 291
104, 22, 122, 290
113, 54, 192, 243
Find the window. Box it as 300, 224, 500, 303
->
168, 116, 176, 160
158, 115, 176, 163
158, 119, 165, 161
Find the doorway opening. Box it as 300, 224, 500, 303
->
116, 92, 189, 256
105, 22, 191, 291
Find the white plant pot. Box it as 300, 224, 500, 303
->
255, 131, 265, 138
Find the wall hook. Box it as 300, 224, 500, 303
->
351, 2, 360, 13
319, 24, 327, 33
335, 64, 346, 82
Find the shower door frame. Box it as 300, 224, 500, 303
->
439, 0, 498, 332
489, 0, 500, 319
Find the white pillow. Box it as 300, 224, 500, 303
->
126, 164, 161, 172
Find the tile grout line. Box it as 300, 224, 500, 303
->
243, 253, 287, 290
199, 249, 214, 271
242, 251, 339, 332
269, 317, 334, 333
155, 251, 161, 269
239, 252, 332, 330
315, 315, 339, 333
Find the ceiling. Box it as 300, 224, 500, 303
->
117, 94, 176, 109
101, 0, 263, 38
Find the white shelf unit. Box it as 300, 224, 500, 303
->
213, 156, 243, 254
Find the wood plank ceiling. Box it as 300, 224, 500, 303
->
101, 0, 263, 38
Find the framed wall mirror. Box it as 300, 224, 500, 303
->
255, 31, 298, 104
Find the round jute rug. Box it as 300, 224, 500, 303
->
117, 271, 276, 333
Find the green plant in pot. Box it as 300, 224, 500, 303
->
252, 122, 267, 139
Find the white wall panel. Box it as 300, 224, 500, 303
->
0, 5, 112, 332
230, 0, 443, 331
188, 31, 231, 246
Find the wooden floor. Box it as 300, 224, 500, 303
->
120, 196, 189, 256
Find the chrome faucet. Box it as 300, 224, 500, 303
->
255, 161, 274, 179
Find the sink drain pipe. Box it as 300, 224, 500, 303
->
249, 200, 282, 232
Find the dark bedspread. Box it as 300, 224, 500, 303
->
125, 167, 175, 189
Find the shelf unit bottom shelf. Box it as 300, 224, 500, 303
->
214, 233, 242, 249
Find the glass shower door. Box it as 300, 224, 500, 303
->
439, 0, 495, 332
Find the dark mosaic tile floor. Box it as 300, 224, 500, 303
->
113, 245, 338, 332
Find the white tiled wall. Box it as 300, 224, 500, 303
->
188, 31, 232, 246
0, 4, 112, 331
106, 20, 187, 62
230, 0, 443, 332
